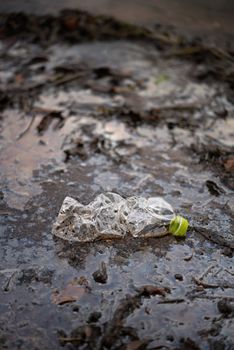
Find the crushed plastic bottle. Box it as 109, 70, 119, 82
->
52, 192, 189, 242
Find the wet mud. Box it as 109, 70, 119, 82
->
0, 10, 234, 350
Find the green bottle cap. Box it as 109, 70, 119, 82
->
169, 215, 189, 237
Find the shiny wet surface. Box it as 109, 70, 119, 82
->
0, 11, 234, 350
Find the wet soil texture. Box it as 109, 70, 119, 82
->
0, 10, 234, 350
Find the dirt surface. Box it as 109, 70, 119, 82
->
0, 10, 234, 350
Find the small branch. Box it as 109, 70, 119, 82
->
192, 294, 234, 301
53, 72, 86, 86
193, 277, 219, 289
157, 298, 185, 304
33, 107, 63, 114
134, 174, 153, 190
213, 267, 223, 277
17, 114, 36, 140
3, 271, 17, 292
198, 264, 216, 281
59, 337, 81, 343
152, 103, 200, 112
225, 269, 234, 277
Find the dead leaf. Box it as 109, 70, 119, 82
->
137, 285, 170, 297
52, 279, 87, 305
224, 157, 234, 173
37, 111, 64, 135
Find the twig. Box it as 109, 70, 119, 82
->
3, 271, 17, 292
165, 45, 234, 62
8, 81, 45, 93
53, 72, 86, 86
152, 31, 179, 45
224, 269, 234, 276
135, 174, 153, 190
192, 264, 233, 289
17, 114, 36, 140
59, 337, 81, 343
194, 226, 234, 249
198, 264, 216, 281
208, 47, 234, 62
5, 71, 86, 94
165, 46, 204, 58
193, 277, 219, 289
157, 298, 185, 304
152, 103, 199, 112
213, 267, 223, 277
192, 294, 234, 301
33, 107, 63, 114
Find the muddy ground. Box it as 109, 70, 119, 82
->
0, 10, 234, 350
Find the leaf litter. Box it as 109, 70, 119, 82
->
51, 277, 89, 305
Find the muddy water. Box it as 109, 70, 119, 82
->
0, 12, 234, 350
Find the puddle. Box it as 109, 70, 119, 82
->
0, 110, 76, 209
0, 10, 234, 350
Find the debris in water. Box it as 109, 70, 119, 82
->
51, 278, 88, 305
52, 192, 189, 242
92, 262, 108, 284
136, 285, 170, 297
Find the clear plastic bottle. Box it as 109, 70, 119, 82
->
53, 192, 189, 242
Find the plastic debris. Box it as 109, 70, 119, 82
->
52, 192, 188, 242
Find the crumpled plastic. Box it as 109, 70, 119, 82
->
52, 192, 175, 242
